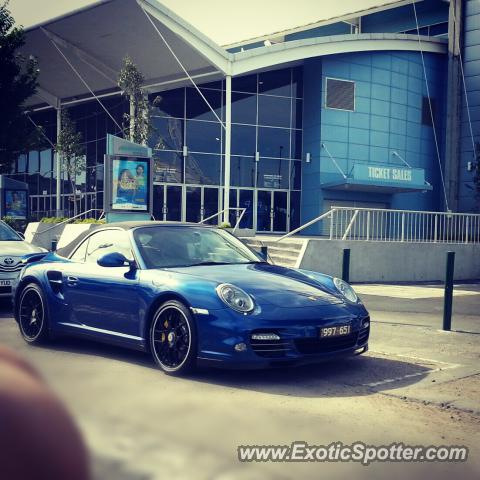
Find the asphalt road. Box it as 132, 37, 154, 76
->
0, 285, 479, 480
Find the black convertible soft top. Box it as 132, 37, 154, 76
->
55, 221, 211, 258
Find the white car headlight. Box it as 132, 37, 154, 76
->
333, 278, 358, 303
216, 283, 254, 313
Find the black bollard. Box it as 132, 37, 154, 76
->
342, 248, 351, 283
443, 251, 455, 331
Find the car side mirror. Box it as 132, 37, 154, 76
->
97, 252, 136, 269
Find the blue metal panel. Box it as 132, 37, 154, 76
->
459, 0, 480, 212
301, 50, 447, 225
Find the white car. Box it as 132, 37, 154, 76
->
0, 221, 47, 298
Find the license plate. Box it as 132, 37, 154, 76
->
0, 280, 12, 287
320, 325, 351, 338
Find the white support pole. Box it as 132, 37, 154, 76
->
223, 75, 232, 224
56, 106, 62, 216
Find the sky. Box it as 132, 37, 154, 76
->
9, 0, 400, 45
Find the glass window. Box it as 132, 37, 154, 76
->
292, 67, 303, 98
259, 69, 291, 96
150, 116, 184, 151
186, 87, 222, 122
239, 190, 254, 229
39, 150, 52, 176
258, 95, 291, 128
292, 99, 303, 130
291, 130, 302, 159
230, 156, 256, 188
150, 88, 185, 118
28, 151, 39, 173
231, 124, 256, 156
199, 80, 223, 90
257, 127, 290, 158
185, 153, 221, 185
231, 92, 256, 124
17, 154, 27, 173
153, 151, 183, 183
186, 120, 221, 153
133, 226, 261, 269
85, 229, 132, 264
289, 191, 301, 231
290, 160, 302, 190
232, 74, 257, 93
257, 158, 289, 189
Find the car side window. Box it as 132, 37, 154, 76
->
85, 230, 133, 265
70, 238, 89, 262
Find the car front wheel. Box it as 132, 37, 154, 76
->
18, 283, 50, 344
149, 300, 197, 375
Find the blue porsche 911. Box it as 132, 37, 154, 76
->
13, 222, 370, 375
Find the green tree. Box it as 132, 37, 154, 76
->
0, 1, 41, 173
118, 56, 154, 145
55, 110, 85, 217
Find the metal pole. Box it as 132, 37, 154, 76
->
223, 74, 232, 224
443, 251, 455, 331
55, 105, 62, 216
342, 248, 351, 283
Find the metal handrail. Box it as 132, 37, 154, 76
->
199, 207, 247, 234
33, 209, 104, 235
276, 206, 480, 245
327, 206, 480, 217
275, 210, 333, 243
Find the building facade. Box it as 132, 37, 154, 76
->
9, 0, 479, 233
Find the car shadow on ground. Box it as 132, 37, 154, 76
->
0, 301, 432, 398
36, 336, 431, 398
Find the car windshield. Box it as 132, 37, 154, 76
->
0, 222, 22, 241
133, 226, 263, 269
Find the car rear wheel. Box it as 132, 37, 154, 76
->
149, 300, 197, 375
18, 284, 49, 344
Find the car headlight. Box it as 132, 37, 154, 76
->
216, 283, 254, 313
333, 278, 358, 303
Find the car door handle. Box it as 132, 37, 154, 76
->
66, 276, 79, 286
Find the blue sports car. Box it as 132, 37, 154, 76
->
13, 222, 370, 375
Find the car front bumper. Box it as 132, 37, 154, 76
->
194, 305, 370, 369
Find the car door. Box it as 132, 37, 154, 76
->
62, 228, 141, 338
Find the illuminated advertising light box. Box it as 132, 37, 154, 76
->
111, 157, 150, 212
104, 134, 153, 222
4, 189, 28, 219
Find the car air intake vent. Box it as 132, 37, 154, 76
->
295, 333, 358, 354
357, 326, 370, 345
250, 332, 291, 358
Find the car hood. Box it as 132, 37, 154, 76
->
0, 241, 45, 255
166, 263, 344, 307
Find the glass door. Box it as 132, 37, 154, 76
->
256, 190, 272, 232
255, 190, 288, 233
165, 185, 182, 221
153, 185, 164, 220
272, 191, 288, 232
203, 187, 219, 224
185, 186, 219, 224
186, 186, 201, 222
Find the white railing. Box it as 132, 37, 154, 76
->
277, 207, 480, 244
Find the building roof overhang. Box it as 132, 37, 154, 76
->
21, 0, 447, 110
